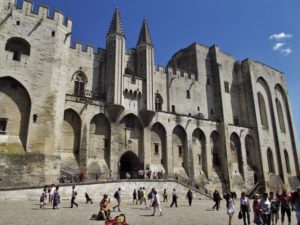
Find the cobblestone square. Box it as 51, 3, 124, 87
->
0, 198, 296, 225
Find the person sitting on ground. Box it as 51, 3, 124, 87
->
99, 194, 111, 220
85, 192, 93, 204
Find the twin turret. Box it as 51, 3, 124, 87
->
105, 8, 154, 111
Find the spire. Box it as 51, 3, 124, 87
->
107, 7, 125, 37
137, 18, 153, 46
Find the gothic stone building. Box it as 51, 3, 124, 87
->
0, 0, 299, 192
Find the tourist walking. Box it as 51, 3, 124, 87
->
170, 188, 178, 207
137, 187, 142, 204
70, 185, 78, 208
212, 190, 221, 210
140, 187, 147, 206
253, 194, 263, 225
294, 188, 300, 225
186, 189, 193, 206
85, 192, 93, 204
280, 190, 292, 225
269, 192, 279, 225
113, 187, 121, 212
163, 189, 168, 202
225, 192, 235, 225
151, 190, 162, 216
239, 192, 250, 225
49, 184, 55, 204
147, 188, 155, 209
133, 189, 137, 204
261, 192, 271, 225
40, 187, 48, 210
52, 186, 60, 209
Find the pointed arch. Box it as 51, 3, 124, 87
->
267, 148, 275, 173
61, 108, 82, 171
172, 125, 188, 176
192, 128, 207, 177
245, 135, 255, 167
89, 113, 111, 167
210, 131, 221, 170
0, 77, 31, 151
72, 71, 88, 96
284, 150, 291, 174
119, 151, 142, 179
230, 132, 244, 177
151, 122, 167, 172
275, 99, 285, 132
257, 92, 268, 128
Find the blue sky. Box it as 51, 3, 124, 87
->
19, 0, 300, 146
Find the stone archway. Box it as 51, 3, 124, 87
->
192, 129, 207, 178
151, 122, 167, 173
0, 77, 31, 152
61, 109, 81, 171
119, 151, 142, 179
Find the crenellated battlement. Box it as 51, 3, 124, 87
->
155, 65, 165, 74
70, 42, 97, 56
166, 66, 195, 80
14, 0, 72, 30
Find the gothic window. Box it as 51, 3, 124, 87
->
155, 93, 163, 111
172, 105, 176, 113
5, 37, 31, 61
74, 72, 87, 96
276, 99, 285, 132
267, 148, 275, 173
257, 92, 268, 128
284, 150, 291, 174
198, 154, 201, 164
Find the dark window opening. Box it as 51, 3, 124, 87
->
172, 105, 175, 113
12, 51, 21, 61
186, 90, 190, 99
224, 81, 230, 93
0, 118, 8, 134
155, 93, 163, 111
178, 145, 183, 156
52, 31, 56, 37
33, 114, 38, 123
198, 154, 201, 164
197, 106, 200, 111
154, 143, 159, 155
16, 20, 20, 25
210, 109, 214, 115
234, 117, 239, 125
74, 72, 87, 96
5, 37, 31, 61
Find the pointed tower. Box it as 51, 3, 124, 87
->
105, 7, 126, 105
137, 18, 154, 111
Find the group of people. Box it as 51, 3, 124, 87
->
39, 184, 61, 210
220, 188, 300, 225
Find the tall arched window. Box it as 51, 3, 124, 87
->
257, 92, 268, 128
267, 148, 275, 173
5, 37, 31, 61
276, 99, 285, 132
155, 93, 163, 111
73, 72, 87, 96
284, 150, 291, 174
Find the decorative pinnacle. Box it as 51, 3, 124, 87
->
107, 7, 125, 37
137, 17, 153, 46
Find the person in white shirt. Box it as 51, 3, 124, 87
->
260, 192, 271, 225
240, 192, 251, 225
49, 184, 55, 204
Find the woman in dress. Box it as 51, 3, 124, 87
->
52, 186, 60, 209
225, 192, 235, 225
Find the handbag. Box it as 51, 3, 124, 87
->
238, 211, 243, 219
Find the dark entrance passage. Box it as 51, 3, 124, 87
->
119, 151, 142, 179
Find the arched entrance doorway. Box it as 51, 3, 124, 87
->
119, 151, 142, 179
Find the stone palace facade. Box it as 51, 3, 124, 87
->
0, 0, 299, 191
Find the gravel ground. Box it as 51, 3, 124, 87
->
0, 198, 296, 225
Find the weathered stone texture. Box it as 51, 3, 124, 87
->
0, 0, 299, 192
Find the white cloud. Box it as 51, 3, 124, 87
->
273, 42, 285, 51
269, 32, 293, 41
280, 47, 292, 56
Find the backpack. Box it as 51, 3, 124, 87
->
40, 194, 44, 202
148, 192, 153, 200
114, 191, 120, 199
